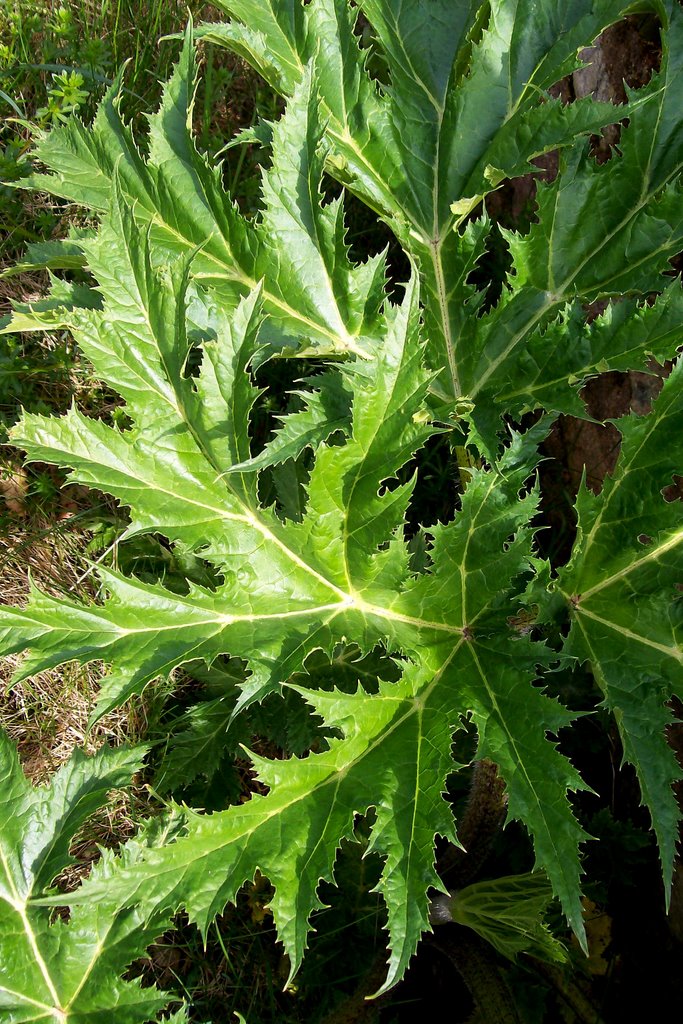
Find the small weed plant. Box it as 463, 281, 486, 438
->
0, 0, 197, 262
1, 0, 682, 1020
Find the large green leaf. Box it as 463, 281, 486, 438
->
461, 0, 683, 439
555, 358, 683, 898
4, 0, 683, 1006
2, 262, 430, 721
20, 28, 381, 362
198, 0, 678, 416
0, 735, 180, 1022
19, 1, 683, 424
2, 217, 587, 984
45, 442, 586, 993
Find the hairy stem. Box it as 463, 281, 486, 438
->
438, 758, 508, 888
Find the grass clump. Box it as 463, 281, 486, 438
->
0, 0, 194, 262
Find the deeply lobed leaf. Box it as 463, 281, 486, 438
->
0, 736, 182, 1022
2, 0, 683, 1006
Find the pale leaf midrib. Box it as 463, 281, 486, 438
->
9, 590, 468, 641
569, 603, 682, 663
0, 844, 63, 1015
576, 527, 683, 601
0, 980, 54, 1018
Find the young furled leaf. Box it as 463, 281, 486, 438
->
440, 871, 569, 964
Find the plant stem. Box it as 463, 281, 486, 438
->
437, 758, 507, 888
431, 931, 523, 1024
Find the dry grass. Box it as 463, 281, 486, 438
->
0, 267, 49, 315
0, 512, 149, 780
0, 509, 157, 895
53, 772, 158, 893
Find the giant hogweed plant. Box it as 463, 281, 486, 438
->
1, 0, 683, 1018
